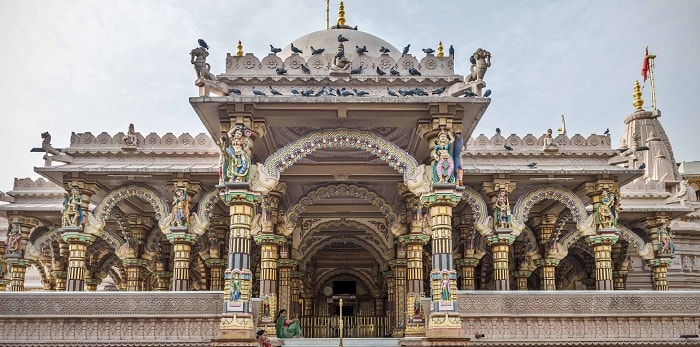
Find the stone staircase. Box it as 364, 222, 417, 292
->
274, 337, 401, 347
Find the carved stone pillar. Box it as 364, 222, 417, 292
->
389, 258, 406, 337
385, 270, 396, 336
61, 231, 95, 291
4, 216, 38, 291
254, 233, 283, 324
166, 232, 196, 291
455, 258, 479, 290
0, 240, 7, 291
585, 181, 621, 290
206, 259, 226, 291
400, 233, 429, 336
513, 269, 532, 290
123, 258, 149, 291
85, 278, 100, 291
531, 214, 558, 290
6, 259, 30, 291
612, 241, 628, 290
277, 258, 295, 318
585, 231, 619, 290
487, 233, 515, 290
643, 215, 673, 290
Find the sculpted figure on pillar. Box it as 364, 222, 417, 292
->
431, 129, 456, 183
596, 190, 621, 229
218, 125, 253, 183
466, 48, 491, 82
6, 222, 23, 257
493, 190, 512, 229
657, 225, 675, 255
62, 187, 83, 227
171, 188, 190, 227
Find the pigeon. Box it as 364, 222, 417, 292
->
227, 88, 241, 95
290, 87, 300, 95
301, 89, 314, 96
413, 87, 428, 96
311, 46, 325, 55
398, 88, 414, 97
269, 86, 282, 95
376, 66, 386, 75
356, 45, 368, 54
483, 89, 492, 97
338, 34, 349, 42
354, 89, 369, 96
350, 65, 363, 74
300, 63, 311, 74
504, 144, 513, 151
275, 67, 288, 75
314, 87, 325, 97
353, 25, 358, 30
448, 45, 454, 57
470, 55, 476, 65
290, 43, 303, 54
340, 88, 354, 96
402, 44, 411, 56
379, 46, 390, 54
422, 48, 435, 54
324, 86, 336, 96
408, 67, 421, 76
527, 162, 537, 168
270, 45, 282, 54
390, 67, 400, 76
387, 87, 399, 97
198, 39, 209, 49
603, 128, 610, 135
252, 86, 266, 96
496, 128, 501, 135
463, 90, 477, 97
638, 163, 646, 169
432, 86, 446, 95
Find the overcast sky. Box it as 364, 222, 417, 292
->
0, 0, 698, 193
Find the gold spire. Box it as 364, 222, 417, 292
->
633, 80, 644, 110
236, 40, 243, 57
437, 41, 444, 58
337, 1, 346, 26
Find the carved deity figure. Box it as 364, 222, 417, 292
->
413, 293, 421, 317
657, 225, 675, 255
493, 190, 512, 229
543, 129, 555, 149
219, 125, 252, 183
596, 190, 621, 229
431, 130, 455, 183
440, 272, 450, 301
230, 271, 242, 302
190, 45, 215, 81
62, 187, 83, 227
122, 123, 138, 147
263, 294, 271, 318
6, 222, 23, 257
466, 48, 491, 82
331, 43, 351, 71
171, 188, 189, 227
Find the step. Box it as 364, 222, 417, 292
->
275, 337, 401, 347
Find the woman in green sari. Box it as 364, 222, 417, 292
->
275, 309, 303, 338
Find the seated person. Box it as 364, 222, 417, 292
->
275, 309, 303, 338
256, 329, 271, 347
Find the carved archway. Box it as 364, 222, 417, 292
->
286, 183, 400, 229
460, 186, 491, 234
512, 184, 592, 233
298, 234, 391, 271
313, 269, 380, 297
189, 189, 220, 235
92, 184, 169, 225
264, 128, 418, 178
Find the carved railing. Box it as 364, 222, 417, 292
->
456, 290, 700, 345
299, 315, 389, 338
0, 292, 221, 347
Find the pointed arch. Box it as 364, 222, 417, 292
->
286, 183, 400, 229
263, 128, 419, 179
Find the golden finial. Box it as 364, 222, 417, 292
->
632, 80, 644, 110
337, 1, 346, 26
437, 41, 444, 58
236, 40, 243, 57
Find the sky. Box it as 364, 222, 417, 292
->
0, 0, 698, 193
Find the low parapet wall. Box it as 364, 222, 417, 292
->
0, 292, 222, 347
456, 290, 700, 346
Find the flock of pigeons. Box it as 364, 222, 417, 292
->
227, 86, 491, 98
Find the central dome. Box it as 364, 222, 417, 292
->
281, 28, 401, 61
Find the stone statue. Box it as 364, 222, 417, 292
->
122, 123, 138, 147
30, 132, 62, 156
190, 43, 216, 81
62, 187, 83, 227
466, 48, 491, 82
543, 129, 555, 149
331, 43, 351, 71
230, 271, 242, 302
440, 272, 450, 301
171, 188, 189, 227
595, 190, 621, 229
657, 225, 675, 255
6, 222, 23, 257
220, 125, 252, 183
431, 129, 456, 183
493, 190, 512, 229
413, 293, 421, 317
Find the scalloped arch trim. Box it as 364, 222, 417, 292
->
513, 185, 587, 223
94, 184, 169, 224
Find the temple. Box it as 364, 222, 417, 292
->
1, 3, 700, 347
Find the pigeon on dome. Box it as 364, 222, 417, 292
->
483, 89, 492, 97
356, 45, 368, 54
402, 44, 411, 56
376, 67, 386, 75
350, 65, 363, 74
408, 67, 421, 76
311, 46, 325, 55
300, 64, 311, 74
422, 48, 435, 54
449, 45, 454, 57
269, 45, 282, 54
338, 34, 349, 42
390, 67, 400, 76
290, 43, 303, 54
432, 86, 446, 95
275, 67, 287, 75
380, 46, 390, 54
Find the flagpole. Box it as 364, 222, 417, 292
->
647, 49, 657, 109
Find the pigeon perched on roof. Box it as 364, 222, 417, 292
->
504, 144, 513, 151
449, 45, 454, 57
290, 43, 303, 54
227, 88, 241, 95
463, 90, 476, 97
408, 67, 421, 76
300, 64, 311, 74
350, 65, 363, 74
356, 45, 368, 54
483, 89, 492, 97
338, 34, 349, 42
422, 48, 435, 54
270, 45, 282, 54
496, 128, 501, 135
269, 86, 283, 95
379, 46, 390, 54
470, 55, 476, 65
603, 128, 610, 135
527, 162, 537, 168
275, 67, 287, 75
198, 39, 209, 50
413, 87, 428, 96
340, 88, 354, 96
311, 46, 325, 55
638, 163, 646, 169
252, 86, 266, 96
402, 44, 410, 56
390, 67, 400, 76
354, 89, 369, 96
432, 86, 446, 95
290, 87, 300, 95
301, 89, 314, 96
387, 87, 399, 97
376, 67, 386, 75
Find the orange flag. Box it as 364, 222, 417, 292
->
641, 48, 650, 82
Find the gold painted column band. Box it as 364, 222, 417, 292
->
534, 259, 560, 291
61, 231, 96, 292
586, 231, 619, 291
455, 258, 479, 290
647, 259, 672, 291
167, 232, 196, 291
6, 259, 30, 292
